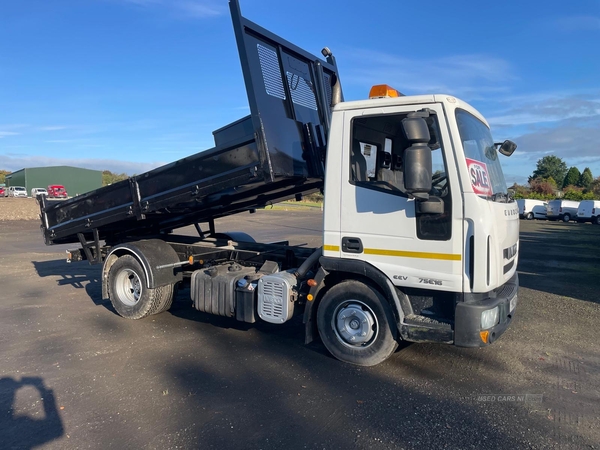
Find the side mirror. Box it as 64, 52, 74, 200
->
402, 116, 432, 200
495, 140, 517, 157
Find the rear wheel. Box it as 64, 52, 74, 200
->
108, 255, 174, 319
525, 212, 534, 220
562, 214, 571, 223
595, 216, 600, 225
317, 280, 398, 366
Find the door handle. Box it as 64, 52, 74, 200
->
342, 237, 363, 253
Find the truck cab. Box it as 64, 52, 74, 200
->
315, 91, 519, 352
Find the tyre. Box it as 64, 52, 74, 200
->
595, 216, 600, 226
525, 212, 534, 220
317, 280, 398, 366
108, 255, 174, 319
562, 214, 571, 223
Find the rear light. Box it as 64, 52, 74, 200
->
593, 208, 596, 214
559, 207, 563, 212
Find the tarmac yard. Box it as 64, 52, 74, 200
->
0, 210, 599, 449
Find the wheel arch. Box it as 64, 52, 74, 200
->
212, 231, 256, 243
102, 239, 183, 300
303, 257, 409, 344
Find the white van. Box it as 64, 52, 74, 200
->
546, 199, 580, 222
31, 188, 48, 198
516, 199, 547, 220
8, 186, 28, 198
577, 200, 600, 225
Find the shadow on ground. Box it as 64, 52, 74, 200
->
0, 376, 64, 450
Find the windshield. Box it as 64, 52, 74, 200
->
456, 109, 507, 196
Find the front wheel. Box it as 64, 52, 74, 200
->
562, 214, 571, 223
317, 280, 398, 366
108, 255, 174, 319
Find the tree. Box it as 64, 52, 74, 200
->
562, 167, 580, 188
590, 177, 600, 198
563, 185, 584, 200
529, 155, 567, 185
579, 167, 593, 189
509, 183, 530, 199
0, 170, 10, 184
102, 170, 129, 186
529, 177, 556, 197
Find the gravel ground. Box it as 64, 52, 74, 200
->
0, 197, 318, 222
0, 197, 43, 221
1, 209, 599, 449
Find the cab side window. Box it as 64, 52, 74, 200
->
350, 111, 452, 240
350, 114, 409, 195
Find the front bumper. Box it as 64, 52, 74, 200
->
454, 273, 518, 347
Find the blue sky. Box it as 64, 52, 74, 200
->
1, 0, 599, 185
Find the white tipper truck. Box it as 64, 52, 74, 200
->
40, 0, 519, 366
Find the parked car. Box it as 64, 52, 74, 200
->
47, 185, 68, 198
31, 188, 48, 198
0, 187, 5, 197
577, 200, 600, 225
8, 186, 28, 198
546, 199, 580, 222
516, 199, 547, 220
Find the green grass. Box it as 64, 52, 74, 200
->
268, 200, 323, 210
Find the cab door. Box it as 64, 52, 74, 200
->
338, 104, 464, 292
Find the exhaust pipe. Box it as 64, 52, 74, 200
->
321, 47, 343, 108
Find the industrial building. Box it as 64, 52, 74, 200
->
5, 166, 102, 197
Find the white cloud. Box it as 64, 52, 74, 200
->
175, 1, 220, 18
39, 126, 68, 131
488, 97, 600, 127
121, 0, 161, 5
0, 154, 166, 175
0, 124, 29, 138
553, 15, 600, 32
113, 0, 223, 19
513, 118, 600, 160
340, 49, 515, 99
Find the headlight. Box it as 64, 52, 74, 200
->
481, 306, 499, 329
